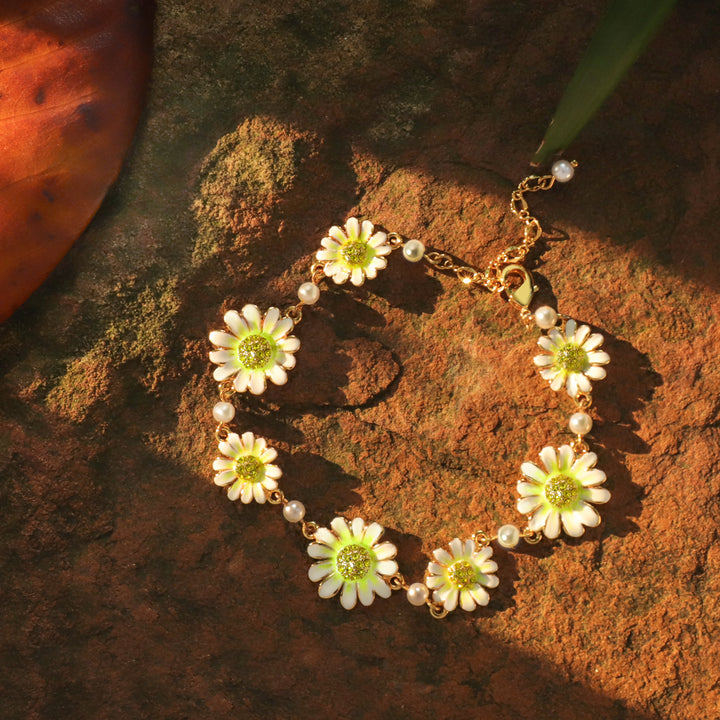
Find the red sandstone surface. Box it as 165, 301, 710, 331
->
1, 2, 719, 719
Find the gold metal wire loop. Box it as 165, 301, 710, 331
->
522, 527, 543, 545
266, 489, 286, 505
215, 424, 230, 442
285, 305, 303, 324
218, 379, 236, 402
388, 573, 406, 591
472, 530, 491, 547
429, 602, 449, 619
571, 438, 590, 454
301, 521, 318, 540
310, 262, 326, 284
574, 392, 593, 410
387, 231, 405, 248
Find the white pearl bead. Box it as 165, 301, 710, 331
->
298, 282, 320, 305
406, 582, 429, 606
534, 305, 558, 329
551, 159, 575, 183
212, 401, 235, 423
497, 524, 520, 549
283, 500, 306, 523
569, 412, 593, 436
402, 239, 425, 262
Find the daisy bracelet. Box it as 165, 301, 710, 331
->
208, 160, 611, 618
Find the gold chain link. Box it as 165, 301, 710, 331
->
421, 174, 555, 298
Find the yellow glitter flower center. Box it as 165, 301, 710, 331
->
237, 334, 273, 370
544, 474, 580, 508
448, 560, 476, 589
235, 456, 263, 483
341, 241, 370, 266
555, 344, 587, 373
336, 544, 372, 581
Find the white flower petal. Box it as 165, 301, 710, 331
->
214, 470, 235, 486
308, 543, 334, 559
449, 538, 463, 558
350, 267, 364, 286
464, 539, 475, 556
314, 527, 336, 546
528, 505, 550, 532
261, 478, 277, 492
316, 249, 336, 261
371, 574, 391, 599
213, 365, 237, 382
533, 355, 554, 367
359, 220, 374, 243
373, 542, 396, 561
575, 373, 592, 393
241, 304, 262, 330
248, 371, 266, 395
373, 245, 392, 257
470, 586, 490, 606
558, 445, 575, 471
332, 269, 350, 284
588, 351, 610, 365
209, 349, 234, 364
565, 319, 577, 338
520, 462, 546, 483
426, 575, 444, 589
473, 547, 493, 564
262, 307, 280, 334
318, 574, 343, 598
544, 510, 561, 538
264, 465, 282, 481
234, 370, 251, 392
268, 365, 287, 386
580, 469, 607, 487
238, 432, 253, 451
350, 517, 365, 539
460, 590, 476, 612
224, 310, 249, 337
340, 582, 358, 610
567, 374, 580, 397
540, 368, 558, 380
218, 441, 237, 459
428, 562, 443, 575
321, 236, 342, 250
376, 560, 398, 576
550, 373, 565, 391
364, 264, 377, 280
518, 496, 543, 514
362, 522, 383, 546
330, 517, 351, 541
443, 588, 459, 612
345, 217, 360, 239
582, 334, 605, 351
517, 481, 542, 498
588, 487, 611, 504
259, 447, 277, 462
213, 458, 235, 471
548, 328, 564, 346
573, 324, 591, 345
227, 482, 242, 501
209, 331, 237, 348
572, 452, 597, 474
578, 503, 601, 527
538, 336, 555, 351
368, 231, 388, 248
586, 365, 607, 380
561, 511, 585, 537
271, 317, 294, 340
539, 446, 558, 473
240, 483, 254, 504
329, 226, 347, 242
280, 337, 300, 353
253, 483, 266, 503
309, 561, 333, 582
358, 582, 375, 607
481, 564, 499, 580
433, 548, 453, 564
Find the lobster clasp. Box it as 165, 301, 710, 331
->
500, 263, 536, 308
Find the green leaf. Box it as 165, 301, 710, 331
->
532, 0, 677, 166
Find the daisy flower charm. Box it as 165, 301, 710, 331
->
517, 444, 611, 539
426, 538, 499, 612
209, 305, 300, 395
307, 517, 398, 610
534, 318, 610, 397
316, 217, 392, 286
213, 431, 282, 503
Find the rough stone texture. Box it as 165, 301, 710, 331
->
1, 1, 719, 719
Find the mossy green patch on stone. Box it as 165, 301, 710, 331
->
191, 117, 315, 263
46, 351, 112, 423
